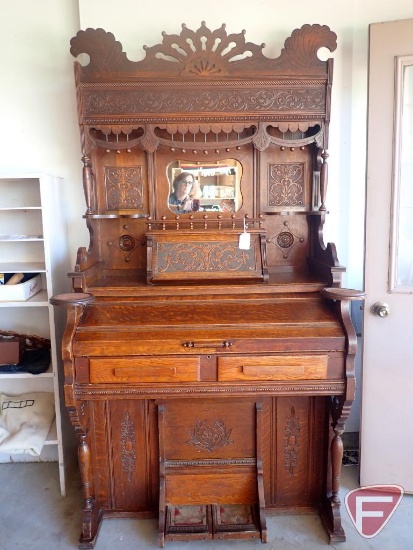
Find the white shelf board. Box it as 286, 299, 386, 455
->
0, 363, 53, 379
0, 207, 42, 211
0, 235, 44, 242
0, 288, 49, 307
0, 262, 46, 273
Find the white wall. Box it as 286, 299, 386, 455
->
1, 0, 89, 260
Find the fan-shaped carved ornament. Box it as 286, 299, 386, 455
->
70, 22, 337, 78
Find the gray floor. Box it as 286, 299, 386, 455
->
1, 462, 411, 549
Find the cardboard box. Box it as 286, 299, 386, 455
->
0, 336, 25, 365
0, 274, 42, 301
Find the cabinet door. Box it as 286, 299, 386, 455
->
85, 399, 159, 512
266, 396, 328, 509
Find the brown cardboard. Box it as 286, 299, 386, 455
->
0, 336, 25, 365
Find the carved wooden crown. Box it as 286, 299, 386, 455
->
70, 21, 337, 79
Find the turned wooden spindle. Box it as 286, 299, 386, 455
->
319, 149, 329, 211
82, 154, 95, 215
78, 433, 94, 513
330, 426, 344, 503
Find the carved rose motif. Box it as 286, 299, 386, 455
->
186, 419, 234, 453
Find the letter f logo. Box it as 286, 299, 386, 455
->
345, 485, 404, 538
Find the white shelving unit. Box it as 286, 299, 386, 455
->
0, 173, 72, 495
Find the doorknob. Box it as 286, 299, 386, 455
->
372, 301, 390, 317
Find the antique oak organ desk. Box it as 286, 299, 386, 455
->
53, 23, 363, 548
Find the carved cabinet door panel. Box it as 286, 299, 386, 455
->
267, 396, 328, 510
158, 398, 257, 460
88, 399, 159, 512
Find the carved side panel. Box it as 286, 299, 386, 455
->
108, 399, 158, 512
264, 216, 310, 268
88, 400, 111, 509
270, 396, 327, 508
105, 166, 144, 210
120, 410, 136, 481
259, 144, 312, 214
284, 405, 300, 476
268, 163, 305, 208
91, 146, 149, 216
85, 145, 149, 271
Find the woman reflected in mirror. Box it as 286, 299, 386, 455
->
168, 172, 201, 213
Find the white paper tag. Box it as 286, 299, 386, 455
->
239, 231, 250, 250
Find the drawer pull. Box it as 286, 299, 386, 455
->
218, 355, 328, 381
90, 358, 201, 383
182, 340, 233, 349
243, 365, 305, 377
114, 365, 177, 378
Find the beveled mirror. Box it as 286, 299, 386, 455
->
167, 159, 242, 214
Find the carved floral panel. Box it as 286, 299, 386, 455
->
83, 88, 325, 117
105, 166, 143, 210
284, 405, 300, 476
268, 163, 304, 208
157, 241, 257, 274
120, 411, 136, 482
186, 419, 234, 453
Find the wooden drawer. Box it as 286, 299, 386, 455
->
218, 355, 328, 381
89, 357, 201, 383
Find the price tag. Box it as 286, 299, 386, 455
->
239, 217, 250, 249
239, 232, 250, 249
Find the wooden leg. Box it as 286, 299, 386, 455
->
158, 405, 166, 548
255, 403, 268, 544
320, 396, 351, 542
77, 433, 103, 548
331, 426, 344, 504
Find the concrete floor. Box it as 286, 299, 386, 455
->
1, 463, 411, 550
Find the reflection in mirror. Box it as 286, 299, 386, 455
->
167, 160, 242, 214
392, 57, 413, 290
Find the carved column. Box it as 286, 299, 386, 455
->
319, 149, 329, 211
82, 154, 96, 215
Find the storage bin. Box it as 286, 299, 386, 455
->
0, 274, 42, 301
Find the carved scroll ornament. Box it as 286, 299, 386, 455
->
70, 22, 337, 78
